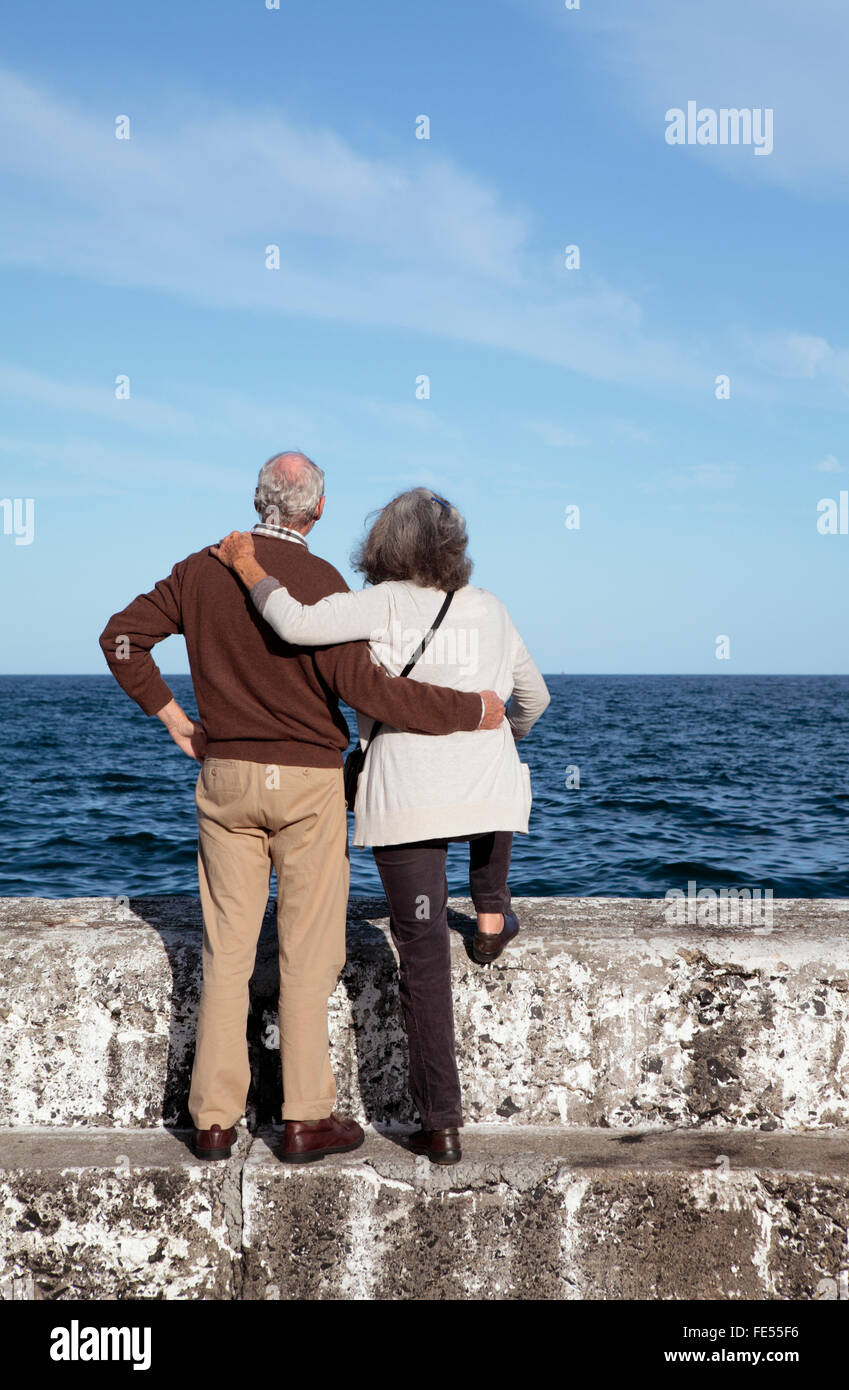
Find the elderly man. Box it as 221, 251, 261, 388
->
100, 452, 504, 1163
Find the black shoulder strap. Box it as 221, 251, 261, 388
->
398, 589, 456, 677
362, 590, 457, 751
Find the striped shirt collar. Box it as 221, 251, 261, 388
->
252, 521, 308, 549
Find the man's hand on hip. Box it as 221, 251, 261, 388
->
156, 698, 208, 761
478, 691, 506, 730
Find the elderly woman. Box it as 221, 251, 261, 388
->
213, 488, 549, 1164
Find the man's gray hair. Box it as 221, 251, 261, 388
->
254, 451, 325, 528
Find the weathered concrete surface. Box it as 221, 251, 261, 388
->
0, 900, 198, 1127
242, 1126, 849, 1301
1, 896, 848, 1130
0, 1127, 242, 1299
2, 1125, 848, 1300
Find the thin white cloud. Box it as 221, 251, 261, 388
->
361, 400, 455, 435
0, 364, 194, 433
3, 61, 848, 404
545, 0, 849, 197
0, 68, 709, 390
526, 420, 584, 448
0, 363, 322, 447
671, 463, 737, 491
364, 468, 445, 489
815, 453, 844, 473
740, 332, 841, 380
611, 419, 655, 446
0, 433, 247, 496
738, 331, 849, 392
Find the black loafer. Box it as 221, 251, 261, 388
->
407, 1127, 462, 1165
472, 910, 519, 965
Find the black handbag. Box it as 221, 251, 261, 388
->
343, 590, 456, 812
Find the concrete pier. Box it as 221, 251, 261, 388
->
1, 896, 848, 1299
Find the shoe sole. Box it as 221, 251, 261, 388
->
193, 1146, 234, 1161
278, 1134, 366, 1164
409, 1149, 463, 1165
471, 925, 519, 965
471, 946, 504, 965
471, 942, 516, 965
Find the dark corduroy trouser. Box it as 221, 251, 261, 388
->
372, 831, 513, 1130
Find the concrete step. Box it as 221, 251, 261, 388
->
0, 1126, 242, 1300
2, 896, 848, 1130
2, 1125, 849, 1300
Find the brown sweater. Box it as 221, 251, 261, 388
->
99, 535, 483, 767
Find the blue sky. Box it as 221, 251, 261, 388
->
1, 0, 848, 675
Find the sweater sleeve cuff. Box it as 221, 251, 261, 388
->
140, 675, 176, 718
251, 576, 282, 615
455, 692, 485, 731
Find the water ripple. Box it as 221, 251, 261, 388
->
1, 673, 848, 898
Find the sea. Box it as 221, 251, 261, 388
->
1, 674, 847, 900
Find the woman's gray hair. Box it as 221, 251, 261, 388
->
352, 487, 473, 590
254, 451, 325, 527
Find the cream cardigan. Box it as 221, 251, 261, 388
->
251, 577, 550, 847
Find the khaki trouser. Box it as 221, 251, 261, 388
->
188, 758, 349, 1130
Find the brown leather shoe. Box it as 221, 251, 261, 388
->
193, 1123, 237, 1160
278, 1112, 365, 1164
407, 1127, 462, 1165
472, 910, 520, 965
